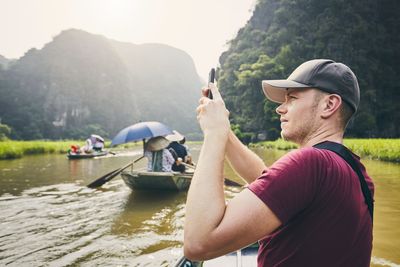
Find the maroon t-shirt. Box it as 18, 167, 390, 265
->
248, 147, 374, 267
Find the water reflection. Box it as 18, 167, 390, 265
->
364, 159, 400, 267
112, 190, 185, 236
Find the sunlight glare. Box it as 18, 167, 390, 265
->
87, 0, 140, 23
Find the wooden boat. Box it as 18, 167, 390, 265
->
67, 150, 108, 159
121, 170, 193, 191
174, 243, 259, 267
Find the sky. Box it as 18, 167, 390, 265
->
0, 0, 256, 80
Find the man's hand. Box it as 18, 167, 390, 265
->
185, 155, 193, 165
197, 83, 230, 139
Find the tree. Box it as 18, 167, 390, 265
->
218, 0, 400, 138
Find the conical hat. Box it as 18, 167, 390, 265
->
145, 136, 170, 152
166, 130, 184, 142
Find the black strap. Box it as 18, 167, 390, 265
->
313, 141, 374, 220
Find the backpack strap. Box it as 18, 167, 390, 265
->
313, 141, 374, 220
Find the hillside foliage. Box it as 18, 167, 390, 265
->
218, 0, 400, 140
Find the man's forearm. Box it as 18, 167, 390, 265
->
226, 131, 266, 183
184, 134, 227, 247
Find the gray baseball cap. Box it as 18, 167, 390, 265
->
262, 59, 360, 111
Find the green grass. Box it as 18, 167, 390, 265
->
0, 140, 74, 159
1, 139, 399, 162
253, 138, 400, 163
344, 139, 400, 163
252, 138, 298, 150
0, 140, 141, 160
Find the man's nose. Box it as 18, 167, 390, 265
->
276, 102, 287, 115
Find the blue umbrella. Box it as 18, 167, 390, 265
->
111, 121, 173, 146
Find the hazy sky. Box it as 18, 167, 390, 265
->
0, 0, 256, 80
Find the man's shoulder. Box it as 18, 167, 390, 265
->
285, 146, 364, 175
270, 147, 337, 175
284, 147, 329, 163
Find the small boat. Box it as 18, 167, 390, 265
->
121, 170, 193, 191
67, 150, 108, 159
174, 243, 259, 267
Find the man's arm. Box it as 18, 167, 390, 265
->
184, 135, 281, 260
184, 84, 281, 261
225, 130, 267, 184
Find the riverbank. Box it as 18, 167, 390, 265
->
253, 138, 400, 163
0, 140, 140, 160
1, 139, 399, 162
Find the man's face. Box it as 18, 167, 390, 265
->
275, 88, 321, 145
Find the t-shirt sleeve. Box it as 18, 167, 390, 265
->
247, 148, 321, 224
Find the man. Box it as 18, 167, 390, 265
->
184, 59, 374, 266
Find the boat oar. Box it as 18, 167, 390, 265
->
180, 162, 243, 187
222, 178, 243, 187
87, 156, 144, 188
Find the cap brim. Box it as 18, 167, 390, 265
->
262, 80, 310, 103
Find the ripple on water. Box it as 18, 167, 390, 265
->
0, 183, 131, 266
1, 179, 398, 266
0, 181, 189, 266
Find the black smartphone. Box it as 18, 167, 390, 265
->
207, 68, 215, 99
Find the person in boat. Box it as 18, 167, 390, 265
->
179, 136, 193, 165
81, 134, 104, 153
81, 137, 93, 154
69, 144, 80, 154
144, 136, 175, 172
92, 135, 105, 152
166, 130, 190, 172
184, 59, 374, 266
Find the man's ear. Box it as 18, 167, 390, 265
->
321, 94, 342, 119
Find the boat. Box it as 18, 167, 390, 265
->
67, 150, 108, 159
121, 170, 193, 191
174, 243, 259, 267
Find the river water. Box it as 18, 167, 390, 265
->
0, 145, 399, 266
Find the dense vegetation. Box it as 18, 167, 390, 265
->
218, 0, 400, 140
0, 29, 202, 141
254, 139, 400, 162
